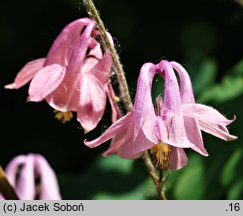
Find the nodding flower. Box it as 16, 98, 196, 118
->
5, 18, 118, 132
0, 154, 61, 200
84, 60, 237, 170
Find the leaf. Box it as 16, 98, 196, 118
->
192, 58, 217, 94
93, 178, 155, 200
221, 148, 243, 186
59, 156, 155, 199
198, 59, 243, 104
227, 180, 243, 199
198, 76, 243, 104
173, 154, 205, 199
97, 155, 133, 174
231, 60, 243, 76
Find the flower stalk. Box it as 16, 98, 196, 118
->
83, 0, 132, 111
0, 166, 19, 200
143, 152, 167, 200
82, 0, 164, 199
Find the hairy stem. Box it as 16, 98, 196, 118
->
159, 170, 167, 200
82, 0, 166, 199
143, 152, 166, 200
83, 0, 132, 111
0, 166, 19, 200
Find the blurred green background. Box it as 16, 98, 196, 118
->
1, 0, 243, 199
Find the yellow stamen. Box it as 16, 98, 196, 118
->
114, 96, 120, 103
54, 110, 73, 124
150, 142, 171, 170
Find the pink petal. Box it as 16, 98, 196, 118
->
45, 18, 91, 66
92, 30, 114, 47
183, 104, 237, 141
16, 155, 35, 200
28, 64, 65, 102
115, 62, 159, 156
87, 37, 112, 84
112, 63, 163, 159
104, 131, 143, 159
142, 116, 168, 144
184, 116, 208, 156
171, 62, 208, 155
170, 61, 195, 103
105, 83, 122, 123
118, 127, 154, 158
159, 60, 194, 148
34, 154, 61, 200
144, 96, 188, 148
81, 39, 111, 82
4, 155, 27, 188
88, 38, 103, 59
89, 51, 112, 85
86, 63, 156, 157
143, 116, 193, 148
169, 147, 188, 170
199, 121, 237, 141
103, 123, 148, 159
5, 58, 45, 89
133, 63, 156, 139
45, 76, 81, 112
82, 57, 99, 75
84, 112, 133, 148
81, 39, 102, 74
107, 32, 114, 46
183, 104, 236, 126
46, 21, 95, 111
103, 126, 133, 157
77, 75, 106, 132
3, 155, 36, 199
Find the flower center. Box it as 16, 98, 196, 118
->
150, 142, 171, 170
54, 110, 73, 124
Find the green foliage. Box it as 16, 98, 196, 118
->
198, 60, 243, 104
221, 147, 243, 200
221, 148, 243, 187
59, 155, 157, 199
228, 181, 243, 199
172, 155, 205, 199
191, 58, 217, 95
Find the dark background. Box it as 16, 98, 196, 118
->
1, 0, 243, 199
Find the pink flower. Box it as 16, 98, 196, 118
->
5, 18, 114, 132
84, 60, 237, 170
0, 154, 61, 200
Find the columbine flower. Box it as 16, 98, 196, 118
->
0, 154, 61, 200
5, 18, 115, 132
84, 60, 237, 170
